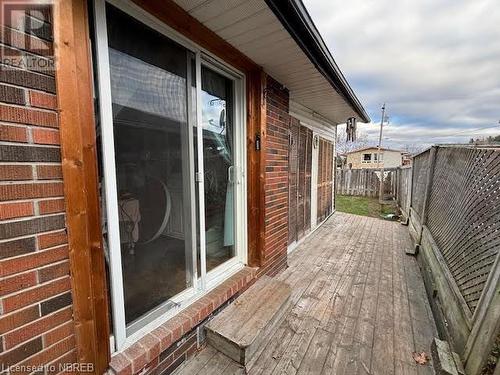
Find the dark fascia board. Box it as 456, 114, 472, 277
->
265, 0, 371, 123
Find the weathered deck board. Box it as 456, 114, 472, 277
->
174, 213, 438, 375
275, 215, 369, 374
319, 215, 378, 375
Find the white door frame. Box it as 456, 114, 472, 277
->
311, 133, 319, 230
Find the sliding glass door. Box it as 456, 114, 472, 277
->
93, 0, 245, 350
200, 65, 236, 272
104, 3, 196, 328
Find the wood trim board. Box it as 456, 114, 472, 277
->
246, 69, 267, 267
54, 0, 111, 372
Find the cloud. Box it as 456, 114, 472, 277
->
303, 0, 500, 147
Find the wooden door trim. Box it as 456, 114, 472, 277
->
131, 0, 258, 73
247, 70, 267, 266
54, 0, 111, 372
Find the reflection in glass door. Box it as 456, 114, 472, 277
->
104, 4, 196, 326
199, 65, 236, 272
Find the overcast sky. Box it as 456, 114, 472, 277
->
303, 0, 500, 149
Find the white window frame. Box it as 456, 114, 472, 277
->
361, 153, 372, 163
373, 152, 384, 162
93, 0, 247, 352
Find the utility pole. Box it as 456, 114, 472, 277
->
377, 104, 386, 204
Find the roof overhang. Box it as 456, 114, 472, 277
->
172, 0, 370, 124
265, 0, 370, 123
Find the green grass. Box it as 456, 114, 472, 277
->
336, 195, 398, 219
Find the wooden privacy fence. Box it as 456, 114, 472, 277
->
396, 145, 500, 375
336, 168, 397, 198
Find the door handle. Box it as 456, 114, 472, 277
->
228, 166, 235, 184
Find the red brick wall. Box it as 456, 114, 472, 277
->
109, 268, 256, 375
260, 76, 290, 276
0, 8, 76, 372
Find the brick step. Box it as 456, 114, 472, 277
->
205, 275, 291, 365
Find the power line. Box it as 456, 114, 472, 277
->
384, 125, 499, 141
452, 124, 499, 136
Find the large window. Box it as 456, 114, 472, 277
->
93, 0, 246, 350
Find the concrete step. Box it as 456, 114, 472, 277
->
205, 276, 291, 365
431, 338, 465, 375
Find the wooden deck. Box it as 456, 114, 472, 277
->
176, 212, 438, 374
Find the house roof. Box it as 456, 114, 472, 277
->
172, 0, 370, 125
344, 146, 405, 155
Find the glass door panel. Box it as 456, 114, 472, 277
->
200, 65, 236, 272
105, 4, 195, 325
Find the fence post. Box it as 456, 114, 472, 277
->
396, 167, 400, 203
418, 146, 438, 243
410, 157, 416, 211
464, 250, 500, 375
407, 166, 413, 221
406, 165, 413, 213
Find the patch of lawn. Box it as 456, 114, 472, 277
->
335, 195, 398, 219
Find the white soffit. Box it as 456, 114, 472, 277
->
289, 100, 336, 141
173, 0, 362, 124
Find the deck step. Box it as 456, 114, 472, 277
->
205, 276, 291, 365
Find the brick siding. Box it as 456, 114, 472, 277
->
0, 7, 76, 374
259, 76, 290, 277
109, 268, 256, 375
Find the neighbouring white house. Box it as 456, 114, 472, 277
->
344, 146, 405, 169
